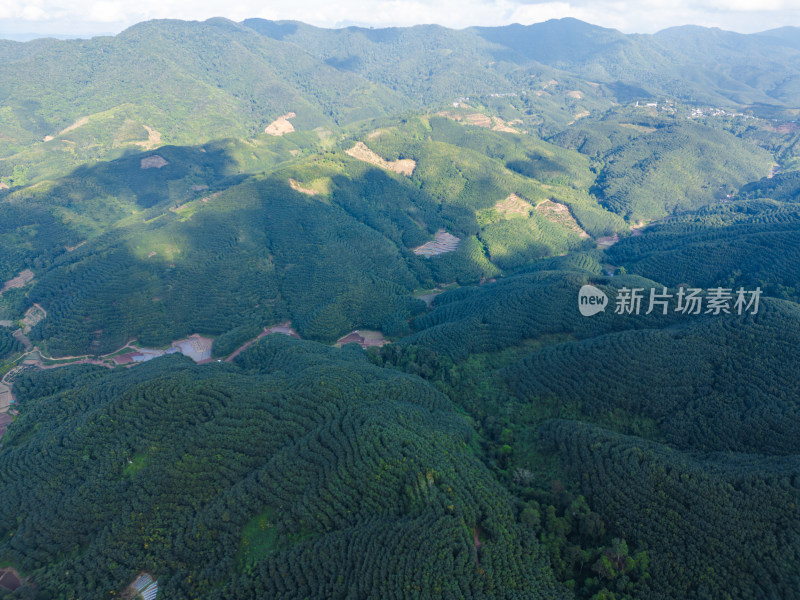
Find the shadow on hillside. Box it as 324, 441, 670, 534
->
62, 141, 245, 209
19, 162, 514, 356
242, 18, 299, 40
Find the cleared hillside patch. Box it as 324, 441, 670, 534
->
413, 230, 461, 256
140, 155, 168, 169
596, 234, 620, 249
265, 112, 296, 136
0, 269, 34, 297
536, 199, 590, 238
132, 125, 162, 150
436, 111, 520, 133
346, 142, 416, 176
58, 116, 89, 136
335, 329, 388, 348
288, 178, 330, 197
495, 193, 534, 217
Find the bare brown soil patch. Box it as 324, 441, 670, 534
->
495, 193, 533, 217
346, 142, 416, 176
0, 567, 23, 592
265, 322, 301, 338
596, 234, 620, 249
21, 304, 46, 334
64, 241, 86, 252
140, 155, 168, 169
58, 116, 89, 136
465, 113, 492, 127
335, 329, 387, 348
0, 269, 33, 297
367, 129, 384, 139
536, 200, 590, 238
437, 111, 519, 133
413, 230, 461, 257
289, 178, 319, 196
132, 125, 162, 150
112, 352, 137, 366
265, 112, 296, 136
172, 335, 213, 363
491, 118, 519, 133
619, 122, 657, 133
566, 90, 584, 99
43, 135, 54, 142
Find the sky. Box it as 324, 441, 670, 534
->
0, 0, 799, 39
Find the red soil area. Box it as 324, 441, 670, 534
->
0, 568, 23, 592
473, 526, 483, 566
225, 322, 301, 362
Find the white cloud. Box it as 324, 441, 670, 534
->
88, 1, 126, 22
509, 2, 588, 24
21, 5, 48, 21
707, 0, 788, 10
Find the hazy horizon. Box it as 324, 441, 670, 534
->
1, 0, 799, 40
1, 14, 799, 43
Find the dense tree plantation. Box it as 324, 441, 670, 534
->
506, 299, 800, 454
1, 14, 800, 600
606, 199, 800, 301
0, 337, 567, 599
403, 267, 677, 361
540, 420, 800, 599
373, 256, 800, 599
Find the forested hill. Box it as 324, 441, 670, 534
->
470, 20, 800, 105
0, 336, 567, 599
0, 18, 406, 180
2, 17, 800, 182
243, 17, 800, 106
376, 255, 800, 599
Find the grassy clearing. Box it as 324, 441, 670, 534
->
237, 507, 278, 567
123, 453, 148, 478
